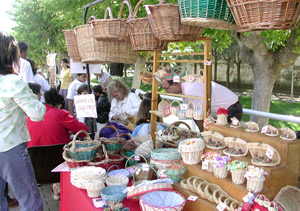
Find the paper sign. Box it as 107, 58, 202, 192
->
243, 192, 254, 202
216, 202, 227, 211
159, 169, 167, 178
173, 75, 180, 83
157, 129, 163, 136
261, 126, 268, 134
266, 147, 274, 159
204, 60, 212, 65
136, 168, 141, 175
134, 156, 140, 161
202, 160, 208, 170
74, 94, 97, 118
51, 162, 70, 172
187, 195, 198, 201
70, 59, 102, 73
92, 198, 106, 208
180, 104, 188, 110
232, 119, 239, 126
142, 164, 149, 172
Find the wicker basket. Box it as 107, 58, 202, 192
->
145, 0, 203, 42
245, 121, 260, 132
91, 1, 132, 42
247, 142, 281, 166
133, 163, 157, 182
213, 165, 228, 179
178, 138, 205, 165
127, 0, 168, 51
106, 175, 129, 186
150, 157, 181, 170
213, 189, 228, 204
180, 179, 189, 190
204, 183, 222, 202
99, 126, 125, 155
62, 29, 81, 62
107, 165, 130, 178
196, 181, 209, 198
274, 185, 300, 211
101, 185, 127, 203
246, 176, 265, 193
169, 100, 180, 116
216, 113, 228, 125
84, 180, 105, 198
226, 0, 300, 32
186, 176, 207, 193
151, 148, 181, 160
62, 150, 89, 169
201, 131, 225, 149
279, 127, 297, 141
64, 130, 100, 161
164, 164, 186, 182
178, 0, 236, 30
262, 125, 279, 137
185, 101, 195, 119
193, 103, 204, 120
223, 137, 248, 157
230, 169, 246, 185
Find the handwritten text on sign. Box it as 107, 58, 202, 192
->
74, 94, 97, 118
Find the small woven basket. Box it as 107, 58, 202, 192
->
165, 164, 186, 182
204, 183, 222, 202
247, 142, 281, 166
170, 100, 180, 116
107, 165, 130, 178
62, 29, 81, 62
133, 163, 157, 182
151, 148, 181, 160
127, 0, 168, 51
178, 0, 236, 30
201, 131, 225, 149
193, 103, 204, 120
63, 130, 100, 161
99, 126, 125, 155
223, 137, 248, 157
145, 0, 203, 42
178, 138, 205, 165
225, 0, 300, 32
185, 101, 196, 119
213, 166, 228, 179
246, 176, 265, 193
230, 169, 246, 185
101, 185, 127, 203
62, 150, 89, 169
84, 181, 105, 198
216, 113, 228, 125
106, 175, 129, 186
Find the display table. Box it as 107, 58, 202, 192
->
60, 171, 140, 211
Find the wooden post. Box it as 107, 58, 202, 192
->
204, 38, 212, 120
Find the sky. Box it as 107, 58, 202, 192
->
0, 0, 17, 33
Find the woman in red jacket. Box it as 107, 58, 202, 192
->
27, 88, 89, 147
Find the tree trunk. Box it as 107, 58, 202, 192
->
237, 61, 241, 88
132, 55, 146, 89
226, 59, 230, 88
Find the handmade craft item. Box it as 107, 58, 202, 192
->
223, 137, 248, 157
164, 164, 186, 182
215, 107, 228, 125
101, 185, 127, 203
247, 142, 281, 166
178, 138, 205, 165
212, 155, 231, 179
262, 125, 279, 137
245, 121, 259, 132
244, 165, 268, 193
62, 29, 81, 62
279, 127, 297, 141
230, 117, 241, 128
84, 180, 105, 198
274, 185, 300, 211
201, 131, 225, 149
227, 160, 248, 184
201, 151, 221, 172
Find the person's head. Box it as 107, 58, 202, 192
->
28, 83, 42, 100
26, 58, 38, 75
76, 73, 87, 82
44, 88, 65, 109
92, 85, 103, 97
77, 84, 89, 95
160, 76, 182, 94
18, 41, 29, 59
60, 58, 69, 69
0, 32, 20, 75
107, 79, 130, 101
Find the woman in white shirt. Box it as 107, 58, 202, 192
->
95, 71, 113, 91
107, 80, 141, 122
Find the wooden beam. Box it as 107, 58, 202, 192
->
204, 38, 212, 121
151, 60, 204, 63
156, 91, 209, 101
157, 52, 204, 56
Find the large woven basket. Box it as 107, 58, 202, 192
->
145, 0, 203, 42
226, 0, 300, 32
62, 29, 81, 62
247, 142, 281, 166
91, 1, 132, 42
178, 138, 205, 165
274, 185, 300, 211
151, 148, 181, 160
127, 0, 168, 51
223, 137, 248, 157
178, 0, 236, 30
98, 126, 125, 155
101, 185, 127, 203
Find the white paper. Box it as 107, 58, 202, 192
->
216, 202, 226, 211
51, 162, 70, 172
74, 94, 97, 118
136, 168, 141, 175
157, 129, 163, 136
266, 147, 274, 159
202, 160, 208, 170
187, 195, 198, 201
204, 60, 212, 66
92, 198, 106, 208
243, 192, 254, 202
173, 75, 180, 83
134, 155, 140, 161
180, 104, 188, 110
70, 59, 102, 73
261, 125, 268, 133
142, 164, 149, 172
232, 119, 239, 126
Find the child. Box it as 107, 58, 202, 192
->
92, 85, 110, 124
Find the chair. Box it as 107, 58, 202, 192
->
27, 144, 65, 184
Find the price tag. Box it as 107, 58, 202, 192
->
92, 198, 106, 208
157, 129, 163, 136
202, 160, 208, 170
159, 169, 167, 178
204, 60, 212, 65
127, 167, 135, 174
232, 119, 239, 126
261, 126, 268, 134
142, 164, 149, 172
266, 147, 274, 159
145, 6, 151, 15
180, 104, 188, 110
135, 168, 141, 175
243, 192, 254, 202
173, 75, 180, 83
134, 156, 140, 161
187, 195, 198, 201
216, 202, 227, 211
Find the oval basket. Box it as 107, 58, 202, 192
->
151, 148, 181, 161
279, 127, 297, 141
223, 137, 248, 157
178, 138, 205, 165
62, 29, 81, 62
274, 185, 300, 211
101, 185, 127, 203
201, 131, 225, 149
247, 142, 281, 166
106, 175, 129, 186
98, 125, 125, 155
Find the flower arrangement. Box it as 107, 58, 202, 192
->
244, 166, 268, 179
217, 108, 228, 115
244, 165, 268, 193
227, 160, 248, 172
201, 151, 220, 161
213, 156, 231, 168
216, 108, 228, 125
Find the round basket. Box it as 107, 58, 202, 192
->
230, 169, 246, 185
204, 183, 222, 202
225, 0, 300, 32
84, 180, 105, 198
62, 29, 81, 62
99, 125, 125, 155
63, 130, 101, 161
223, 137, 248, 157
178, 138, 205, 165
71, 166, 107, 181
247, 142, 281, 166
246, 176, 265, 193
107, 165, 130, 178
279, 127, 297, 141
133, 163, 157, 182
274, 185, 300, 211
106, 175, 129, 186
151, 148, 181, 161
101, 185, 127, 203
164, 165, 186, 182
62, 150, 89, 169
140, 191, 186, 211
213, 166, 228, 179
178, 0, 236, 30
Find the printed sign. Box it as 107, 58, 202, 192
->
202, 160, 208, 170
204, 60, 212, 65
187, 195, 198, 201
180, 104, 188, 110
74, 94, 97, 118
266, 147, 274, 159
216, 202, 226, 211
92, 198, 106, 208
261, 126, 268, 134
243, 192, 254, 202
157, 129, 163, 136
142, 164, 149, 172
134, 155, 140, 161
173, 75, 180, 83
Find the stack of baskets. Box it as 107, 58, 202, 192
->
178, 138, 205, 165
62, 29, 81, 62
150, 148, 181, 170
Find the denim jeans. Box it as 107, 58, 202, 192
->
0, 143, 43, 211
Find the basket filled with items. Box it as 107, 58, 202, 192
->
201, 131, 225, 149
223, 137, 248, 157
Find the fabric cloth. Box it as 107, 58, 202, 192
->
99, 122, 132, 139
95, 93, 110, 123
59, 68, 72, 89
0, 74, 46, 152
0, 143, 43, 211
97, 72, 110, 84
109, 92, 141, 120
66, 79, 86, 100
27, 104, 89, 147
19, 58, 35, 83
132, 123, 167, 138
181, 81, 239, 116
227, 101, 243, 122
34, 73, 50, 103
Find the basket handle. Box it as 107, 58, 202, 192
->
88, 16, 96, 23
187, 101, 195, 110
159, 0, 166, 4
196, 102, 203, 111
133, 0, 144, 18
170, 100, 180, 107
132, 164, 158, 183
101, 144, 109, 163
118, 0, 134, 19
70, 130, 90, 152
107, 164, 120, 173
104, 7, 114, 20
99, 125, 120, 137
166, 121, 192, 131
125, 154, 148, 169
172, 66, 187, 78
119, 133, 132, 140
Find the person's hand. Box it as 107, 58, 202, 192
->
111, 115, 117, 120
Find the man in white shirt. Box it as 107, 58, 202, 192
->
18, 42, 35, 83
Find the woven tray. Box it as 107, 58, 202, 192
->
262, 125, 279, 137
127, 182, 173, 200
201, 131, 225, 149
245, 121, 259, 133
274, 185, 300, 211
223, 137, 248, 157
279, 127, 297, 141
247, 142, 281, 166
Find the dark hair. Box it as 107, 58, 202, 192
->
44, 88, 65, 107
28, 83, 41, 95
92, 85, 103, 95
0, 32, 20, 75
77, 84, 89, 95
61, 58, 70, 68
18, 41, 28, 53
26, 58, 37, 75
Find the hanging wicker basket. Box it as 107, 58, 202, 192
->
225, 0, 300, 32
127, 0, 168, 51
145, 0, 203, 41
178, 0, 236, 30
62, 29, 81, 62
